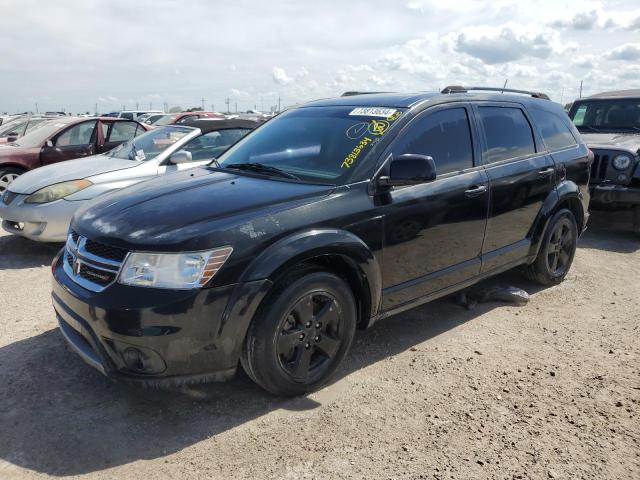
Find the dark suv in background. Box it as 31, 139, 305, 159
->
52, 86, 591, 396
568, 89, 640, 232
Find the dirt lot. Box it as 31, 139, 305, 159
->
0, 211, 638, 480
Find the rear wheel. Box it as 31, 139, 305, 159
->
0, 167, 23, 195
524, 208, 578, 286
241, 268, 357, 396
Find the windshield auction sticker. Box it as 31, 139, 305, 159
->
341, 111, 402, 169
349, 107, 398, 118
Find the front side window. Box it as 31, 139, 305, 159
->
217, 106, 406, 183
108, 122, 138, 142
530, 109, 577, 151
569, 99, 640, 133
107, 126, 192, 161
182, 129, 251, 161
55, 121, 97, 147
478, 107, 535, 163
393, 108, 474, 175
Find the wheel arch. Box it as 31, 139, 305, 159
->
239, 228, 382, 329
528, 181, 586, 260
0, 162, 28, 173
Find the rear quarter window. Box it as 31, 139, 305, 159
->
478, 107, 536, 163
530, 109, 577, 151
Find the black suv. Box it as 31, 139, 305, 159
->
568, 89, 640, 232
52, 86, 591, 396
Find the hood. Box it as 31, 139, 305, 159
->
580, 132, 640, 154
7, 154, 140, 194
72, 168, 333, 251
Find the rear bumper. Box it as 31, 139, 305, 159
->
51, 251, 271, 385
590, 184, 640, 206
0, 195, 79, 242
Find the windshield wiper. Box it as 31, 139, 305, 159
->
224, 162, 301, 180
578, 126, 602, 133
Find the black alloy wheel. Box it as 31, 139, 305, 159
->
241, 268, 356, 396
524, 208, 578, 286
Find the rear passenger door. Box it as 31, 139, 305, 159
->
473, 103, 556, 272
99, 121, 144, 153
381, 104, 489, 309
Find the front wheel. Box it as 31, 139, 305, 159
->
241, 268, 357, 396
524, 208, 578, 286
0, 167, 24, 195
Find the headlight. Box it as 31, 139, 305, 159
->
25, 179, 93, 204
612, 154, 632, 171
118, 247, 233, 289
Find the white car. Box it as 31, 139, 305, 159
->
0, 120, 257, 242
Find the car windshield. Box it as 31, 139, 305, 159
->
11, 120, 70, 147
570, 99, 640, 132
216, 106, 406, 183
154, 114, 181, 126
108, 126, 192, 161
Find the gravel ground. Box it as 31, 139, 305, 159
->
0, 211, 638, 480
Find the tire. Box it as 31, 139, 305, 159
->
524, 208, 578, 286
241, 267, 357, 396
0, 167, 24, 195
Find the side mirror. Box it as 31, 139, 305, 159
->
45, 140, 54, 148
7, 136, 17, 142
169, 150, 192, 164
379, 154, 437, 187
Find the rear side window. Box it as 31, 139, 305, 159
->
394, 108, 474, 175
530, 109, 577, 151
108, 122, 138, 142
478, 107, 535, 163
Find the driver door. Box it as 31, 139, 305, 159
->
40, 120, 98, 166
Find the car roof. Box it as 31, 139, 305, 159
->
178, 118, 261, 133
302, 91, 555, 110
585, 89, 640, 99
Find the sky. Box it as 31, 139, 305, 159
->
0, 0, 638, 114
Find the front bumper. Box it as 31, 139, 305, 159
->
51, 251, 271, 385
590, 184, 640, 206
0, 194, 80, 242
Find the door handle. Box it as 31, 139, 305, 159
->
464, 185, 488, 198
538, 167, 554, 177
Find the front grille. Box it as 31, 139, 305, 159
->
590, 153, 609, 182
85, 238, 128, 262
2, 190, 17, 205
63, 232, 128, 292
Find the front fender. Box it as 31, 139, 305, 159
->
239, 228, 382, 316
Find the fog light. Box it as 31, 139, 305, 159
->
617, 174, 627, 182
121, 346, 166, 374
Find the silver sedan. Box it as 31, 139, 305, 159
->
0, 121, 256, 242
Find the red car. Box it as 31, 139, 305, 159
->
152, 111, 225, 126
0, 117, 150, 193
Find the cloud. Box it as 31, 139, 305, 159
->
455, 26, 554, 64
271, 66, 294, 85
552, 10, 599, 30
606, 43, 640, 61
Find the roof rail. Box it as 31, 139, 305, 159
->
440, 85, 550, 100
340, 91, 390, 97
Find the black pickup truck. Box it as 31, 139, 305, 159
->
568, 89, 640, 233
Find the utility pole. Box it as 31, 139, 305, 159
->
225, 97, 230, 113
149, 102, 152, 110
35, 102, 38, 113
579, 80, 583, 98
201, 97, 205, 111
235, 102, 237, 113
163, 101, 168, 112
94, 103, 98, 115
211, 103, 215, 112
560, 87, 565, 105
278, 96, 281, 112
